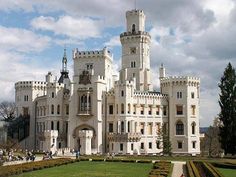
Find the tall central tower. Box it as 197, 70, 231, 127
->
120, 9, 152, 91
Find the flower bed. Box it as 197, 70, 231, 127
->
0, 158, 74, 177
148, 161, 171, 177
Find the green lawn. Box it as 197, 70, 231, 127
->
16, 161, 152, 177
217, 168, 236, 177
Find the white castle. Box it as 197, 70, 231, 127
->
15, 9, 200, 155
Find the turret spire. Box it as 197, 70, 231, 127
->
58, 48, 70, 84
62, 48, 67, 72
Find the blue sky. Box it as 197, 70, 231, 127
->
0, 0, 236, 126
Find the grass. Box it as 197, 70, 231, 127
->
217, 167, 236, 177
16, 161, 153, 177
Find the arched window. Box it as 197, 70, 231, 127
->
116, 104, 118, 114
121, 121, 124, 133
128, 121, 130, 132
121, 103, 124, 114
191, 122, 196, 135
84, 95, 87, 110
57, 121, 60, 132
88, 95, 91, 111
176, 121, 184, 135
132, 24, 135, 33
57, 105, 60, 114
121, 90, 124, 97
128, 104, 131, 114
51, 105, 54, 114
51, 121, 54, 130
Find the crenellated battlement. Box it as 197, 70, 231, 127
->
93, 75, 106, 84
160, 76, 200, 87
114, 80, 135, 87
73, 47, 112, 59
120, 31, 151, 39
134, 91, 168, 99
126, 9, 145, 17
46, 82, 64, 89
15, 81, 47, 89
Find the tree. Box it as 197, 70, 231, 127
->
218, 62, 236, 155
201, 117, 222, 157
156, 125, 172, 156
0, 101, 16, 122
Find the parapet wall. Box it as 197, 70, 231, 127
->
126, 9, 145, 17
73, 48, 112, 59
160, 76, 200, 87
15, 81, 47, 90
15, 81, 64, 90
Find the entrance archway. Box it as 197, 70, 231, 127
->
72, 124, 96, 153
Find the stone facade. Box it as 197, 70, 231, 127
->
15, 9, 200, 155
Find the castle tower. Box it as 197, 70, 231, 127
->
160, 76, 201, 155
120, 9, 152, 91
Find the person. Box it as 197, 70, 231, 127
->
62, 149, 65, 156
49, 151, 53, 159
76, 150, 79, 159
0, 149, 3, 160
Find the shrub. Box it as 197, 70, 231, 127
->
148, 161, 171, 177
0, 158, 74, 177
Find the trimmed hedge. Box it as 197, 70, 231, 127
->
148, 161, 171, 177
193, 161, 224, 177
0, 158, 74, 177
212, 162, 236, 169
186, 161, 201, 177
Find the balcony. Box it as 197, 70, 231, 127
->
107, 132, 141, 142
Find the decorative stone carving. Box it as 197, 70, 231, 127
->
79, 70, 91, 85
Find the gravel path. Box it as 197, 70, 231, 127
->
171, 161, 186, 177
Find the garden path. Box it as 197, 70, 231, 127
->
171, 161, 186, 177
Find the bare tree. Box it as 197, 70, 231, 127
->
0, 101, 16, 122
201, 117, 222, 157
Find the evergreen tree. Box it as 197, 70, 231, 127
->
156, 125, 172, 155
218, 62, 236, 155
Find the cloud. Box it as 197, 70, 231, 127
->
31, 15, 102, 39
0, 26, 51, 53
104, 36, 120, 48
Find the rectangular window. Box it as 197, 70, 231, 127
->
192, 141, 196, 149
191, 105, 196, 115
149, 142, 152, 149
163, 106, 167, 116
140, 105, 144, 115
141, 142, 144, 149
120, 143, 123, 151
112, 143, 114, 150
86, 63, 93, 70
156, 105, 160, 115
52, 92, 54, 98
148, 123, 152, 135
66, 105, 69, 115
178, 142, 183, 149
131, 143, 134, 151
191, 92, 195, 99
156, 141, 160, 149
177, 92, 182, 99
148, 106, 152, 115
133, 105, 136, 114
109, 123, 113, 133
140, 123, 144, 135
176, 105, 183, 115
109, 105, 113, 114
